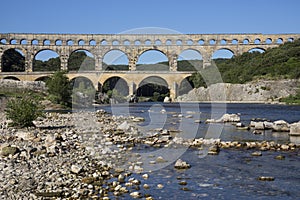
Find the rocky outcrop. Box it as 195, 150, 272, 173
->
176, 79, 299, 102
0, 79, 47, 93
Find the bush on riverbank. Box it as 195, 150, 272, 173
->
280, 87, 300, 104
46, 71, 71, 107
5, 92, 44, 127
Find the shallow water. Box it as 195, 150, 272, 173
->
97, 102, 300, 199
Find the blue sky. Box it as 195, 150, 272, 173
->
1, 0, 299, 62
1, 0, 299, 34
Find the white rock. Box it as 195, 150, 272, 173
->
117, 121, 130, 130
290, 121, 300, 136
272, 120, 290, 132
254, 122, 265, 130
71, 164, 82, 174
174, 159, 191, 169
130, 191, 142, 198
263, 121, 274, 129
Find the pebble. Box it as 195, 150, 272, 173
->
251, 151, 262, 156
130, 191, 142, 198
143, 184, 150, 189
142, 174, 149, 179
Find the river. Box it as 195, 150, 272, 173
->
96, 102, 300, 199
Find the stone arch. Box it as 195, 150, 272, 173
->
198, 39, 205, 45
67, 39, 74, 46
33, 49, 60, 71
68, 49, 95, 71
136, 49, 169, 71
176, 39, 182, 45
178, 75, 194, 96
78, 39, 85, 46
232, 39, 238, 44
145, 39, 151, 45
155, 39, 162, 45
102, 49, 129, 70
209, 39, 216, 45
243, 38, 249, 44
276, 38, 283, 44
265, 38, 272, 44
123, 40, 130, 45
212, 48, 235, 59
20, 39, 27, 45
136, 76, 170, 101
177, 49, 203, 71
248, 47, 266, 53
32, 39, 39, 45
3, 76, 20, 81
254, 38, 261, 44
43, 39, 50, 45
35, 76, 50, 82
1, 48, 25, 72
10, 39, 17, 45
112, 40, 120, 45
89, 39, 96, 46
101, 39, 108, 45
166, 39, 172, 45
102, 76, 129, 97
0, 38, 7, 44
186, 39, 193, 45
220, 39, 227, 45
55, 39, 62, 45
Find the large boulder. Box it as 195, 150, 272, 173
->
290, 121, 300, 136
206, 113, 240, 123
272, 120, 290, 132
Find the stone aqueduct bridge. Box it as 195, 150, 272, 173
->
0, 33, 299, 99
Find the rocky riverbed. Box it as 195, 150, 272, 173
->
0, 110, 300, 199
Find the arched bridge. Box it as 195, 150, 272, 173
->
0, 33, 299, 99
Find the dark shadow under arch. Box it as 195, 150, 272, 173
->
3, 76, 20, 81
136, 76, 169, 101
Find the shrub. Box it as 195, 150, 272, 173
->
46, 71, 71, 106
5, 92, 44, 127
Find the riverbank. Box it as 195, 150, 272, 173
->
1, 107, 300, 198
176, 79, 299, 103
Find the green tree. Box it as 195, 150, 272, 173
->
1, 49, 25, 72
5, 92, 44, 127
46, 71, 71, 105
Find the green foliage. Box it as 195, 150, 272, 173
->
5, 92, 44, 127
33, 57, 61, 71
189, 39, 300, 87
103, 63, 129, 70
1, 49, 25, 72
46, 71, 71, 106
68, 51, 95, 71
